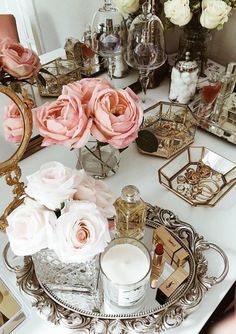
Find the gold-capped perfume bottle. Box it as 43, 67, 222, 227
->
114, 185, 147, 240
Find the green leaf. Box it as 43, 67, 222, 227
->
10, 81, 22, 94
37, 73, 47, 86
136, 129, 159, 153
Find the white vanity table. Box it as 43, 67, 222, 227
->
0, 70, 236, 334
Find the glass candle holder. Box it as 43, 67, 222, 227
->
99, 237, 151, 309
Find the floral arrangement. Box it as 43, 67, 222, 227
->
33, 77, 143, 150
6, 161, 114, 263
0, 37, 42, 92
164, 0, 235, 29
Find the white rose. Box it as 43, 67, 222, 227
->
200, 0, 231, 29
73, 170, 115, 218
53, 201, 111, 263
164, 0, 193, 26
25, 161, 77, 210
113, 0, 139, 14
6, 198, 56, 256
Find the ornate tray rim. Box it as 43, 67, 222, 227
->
8, 205, 229, 333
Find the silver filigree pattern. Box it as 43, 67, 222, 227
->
14, 205, 228, 333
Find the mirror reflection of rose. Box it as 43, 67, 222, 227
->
89, 87, 143, 149
3, 102, 23, 143
53, 201, 111, 263
0, 38, 41, 80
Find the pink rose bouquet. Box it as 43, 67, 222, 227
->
33, 77, 143, 150
6, 161, 114, 263
3, 102, 23, 143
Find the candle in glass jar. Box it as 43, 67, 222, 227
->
100, 238, 151, 308
101, 244, 150, 284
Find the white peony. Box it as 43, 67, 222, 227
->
73, 170, 115, 218
53, 201, 111, 263
6, 198, 56, 256
200, 0, 231, 29
113, 0, 139, 15
164, 0, 193, 26
25, 161, 77, 210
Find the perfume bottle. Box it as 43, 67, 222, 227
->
114, 185, 147, 240
150, 243, 164, 289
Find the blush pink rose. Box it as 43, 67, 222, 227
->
3, 102, 23, 143
62, 77, 111, 105
88, 87, 143, 149
33, 92, 92, 148
73, 169, 115, 218
0, 37, 41, 79
53, 201, 111, 263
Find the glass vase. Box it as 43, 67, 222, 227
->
76, 142, 120, 179
178, 26, 211, 76
32, 248, 101, 312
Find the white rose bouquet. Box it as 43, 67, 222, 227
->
6, 161, 114, 263
164, 0, 235, 29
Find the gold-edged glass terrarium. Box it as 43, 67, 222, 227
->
37, 58, 81, 97
136, 101, 197, 159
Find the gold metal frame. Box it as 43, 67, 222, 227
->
0, 85, 32, 231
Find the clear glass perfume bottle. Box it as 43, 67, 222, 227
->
114, 185, 147, 240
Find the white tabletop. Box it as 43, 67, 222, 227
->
0, 76, 236, 334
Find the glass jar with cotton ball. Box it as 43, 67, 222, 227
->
169, 52, 199, 105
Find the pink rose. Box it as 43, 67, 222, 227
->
73, 169, 115, 218
0, 37, 41, 79
33, 92, 92, 148
3, 102, 23, 143
88, 87, 143, 149
62, 77, 111, 105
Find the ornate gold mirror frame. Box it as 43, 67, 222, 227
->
0, 85, 32, 232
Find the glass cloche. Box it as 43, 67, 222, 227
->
91, 0, 127, 80
125, 2, 166, 102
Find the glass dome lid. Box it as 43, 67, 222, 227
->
126, 2, 166, 71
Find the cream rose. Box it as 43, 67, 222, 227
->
53, 201, 111, 263
25, 161, 77, 210
113, 0, 139, 14
200, 0, 231, 29
164, 0, 193, 26
73, 170, 115, 218
6, 198, 56, 256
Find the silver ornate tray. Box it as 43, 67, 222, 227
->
6, 206, 228, 333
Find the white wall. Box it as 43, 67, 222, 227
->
1, 1, 236, 65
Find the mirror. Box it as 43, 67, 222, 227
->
0, 85, 32, 231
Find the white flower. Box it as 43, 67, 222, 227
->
6, 198, 56, 256
113, 0, 139, 15
25, 161, 77, 210
164, 0, 193, 26
53, 201, 111, 263
200, 0, 231, 29
73, 170, 115, 218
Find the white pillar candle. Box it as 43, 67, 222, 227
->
101, 244, 150, 284
100, 239, 151, 308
